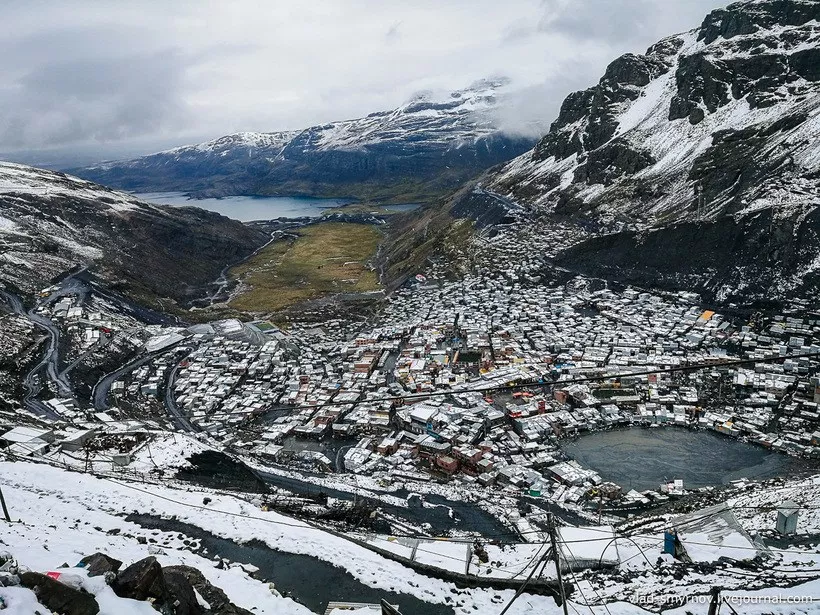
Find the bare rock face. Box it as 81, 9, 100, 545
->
698, 0, 820, 44
163, 565, 255, 615
532, 48, 679, 163
78, 553, 122, 577
112, 556, 166, 602
20, 571, 100, 615
162, 568, 204, 615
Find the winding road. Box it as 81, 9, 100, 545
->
0, 283, 78, 420
163, 359, 199, 433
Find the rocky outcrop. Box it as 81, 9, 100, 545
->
555, 205, 820, 307
78, 553, 122, 577
163, 568, 204, 615
698, 0, 820, 44
20, 571, 100, 615
5, 551, 253, 615
532, 49, 678, 163
164, 566, 255, 615
572, 139, 655, 187
112, 556, 166, 601
490, 0, 820, 221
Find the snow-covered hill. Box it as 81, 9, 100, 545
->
71, 79, 535, 203
0, 161, 266, 301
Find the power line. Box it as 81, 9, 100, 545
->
10, 448, 820, 549
6, 452, 820, 615
558, 538, 612, 615
497, 543, 552, 615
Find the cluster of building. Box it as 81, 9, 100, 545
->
7, 216, 818, 513
105, 262, 820, 508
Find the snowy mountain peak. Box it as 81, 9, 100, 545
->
160, 130, 302, 156
72, 77, 534, 202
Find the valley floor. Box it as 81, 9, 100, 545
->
228, 222, 383, 315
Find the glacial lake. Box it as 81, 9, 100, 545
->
562, 427, 805, 492
134, 191, 420, 222
133, 191, 355, 221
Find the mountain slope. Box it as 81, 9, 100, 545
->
0, 162, 268, 304
71, 79, 535, 203
489, 0, 820, 224
401, 0, 820, 305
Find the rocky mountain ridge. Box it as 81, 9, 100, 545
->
72, 79, 535, 204
488, 0, 820, 226
0, 162, 267, 305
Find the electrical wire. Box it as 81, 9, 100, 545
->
497, 543, 553, 615
558, 538, 613, 615
4, 453, 820, 587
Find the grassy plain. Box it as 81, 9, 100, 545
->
228, 222, 382, 313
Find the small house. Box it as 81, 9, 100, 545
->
776, 500, 799, 536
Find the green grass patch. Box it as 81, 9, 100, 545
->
229, 222, 383, 313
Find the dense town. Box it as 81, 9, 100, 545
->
4, 223, 819, 522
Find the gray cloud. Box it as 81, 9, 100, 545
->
493, 0, 725, 136
0, 0, 729, 160
0, 50, 192, 149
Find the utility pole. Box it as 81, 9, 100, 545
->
707, 586, 722, 615
0, 485, 10, 522
547, 513, 569, 615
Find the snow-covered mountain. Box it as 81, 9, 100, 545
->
488, 0, 820, 226
72, 79, 535, 203
0, 161, 266, 302
433, 0, 820, 305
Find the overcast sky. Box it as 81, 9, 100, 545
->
0, 0, 724, 163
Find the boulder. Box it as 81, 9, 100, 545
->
78, 553, 122, 577
162, 569, 203, 615
164, 566, 254, 615
20, 571, 99, 615
112, 556, 166, 601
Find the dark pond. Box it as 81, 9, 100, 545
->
562, 427, 805, 492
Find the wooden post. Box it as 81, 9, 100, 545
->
0, 485, 11, 522
707, 587, 721, 615
548, 513, 569, 615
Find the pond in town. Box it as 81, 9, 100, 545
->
133, 192, 355, 221
562, 427, 806, 492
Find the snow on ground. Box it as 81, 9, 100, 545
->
409, 539, 470, 574
0, 161, 144, 213
558, 526, 620, 568
127, 432, 213, 472
0, 460, 561, 614
0, 216, 18, 233
0, 465, 311, 614
2, 460, 820, 614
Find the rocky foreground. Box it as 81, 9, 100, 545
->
1, 551, 256, 615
